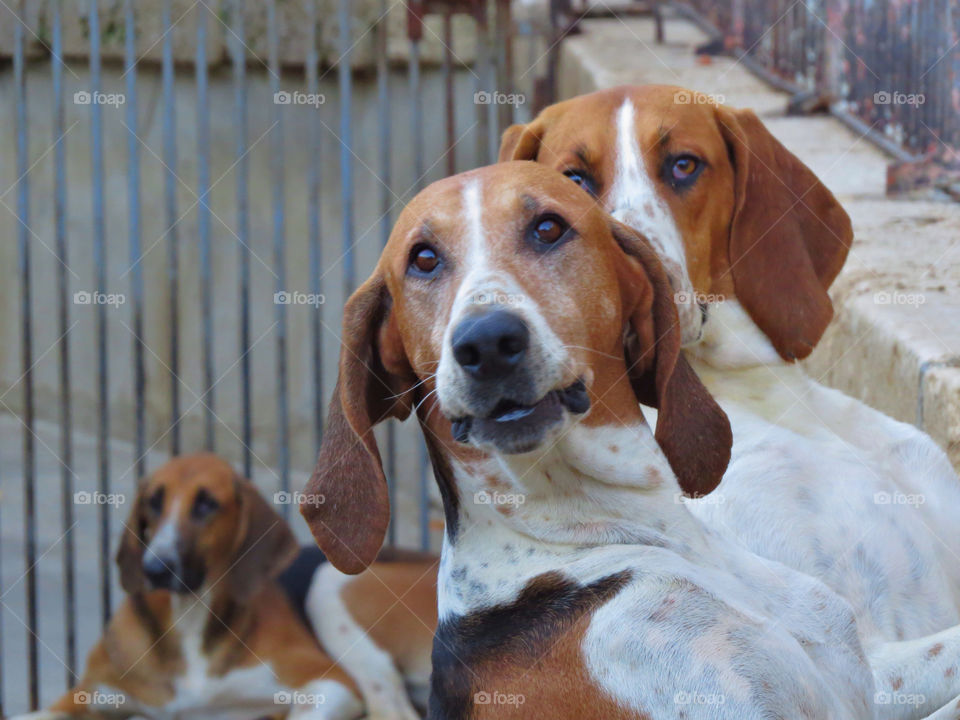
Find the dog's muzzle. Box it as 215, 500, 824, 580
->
447, 309, 589, 454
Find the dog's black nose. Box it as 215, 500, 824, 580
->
452, 310, 529, 380
142, 552, 177, 590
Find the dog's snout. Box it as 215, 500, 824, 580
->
142, 550, 178, 589
451, 310, 530, 380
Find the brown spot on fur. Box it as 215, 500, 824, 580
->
609, 444, 619, 453
928, 642, 944, 658
430, 571, 634, 719
891, 677, 903, 691
945, 666, 955, 678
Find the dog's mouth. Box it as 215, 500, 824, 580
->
451, 379, 590, 454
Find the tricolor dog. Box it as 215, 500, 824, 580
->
500, 85, 960, 647
301, 162, 960, 719
21, 453, 436, 720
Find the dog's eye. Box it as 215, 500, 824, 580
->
563, 169, 597, 196
664, 154, 704, 189
191, 489, 219, 521
408, 243, 441, 277
527, 214, 571, 250
148, 487, 164, 514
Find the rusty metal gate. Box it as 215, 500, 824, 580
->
0, 0, 556, 714
675, 0, 960, 168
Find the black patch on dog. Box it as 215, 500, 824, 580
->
428, 569, 631, 719
277, 545, 328, 633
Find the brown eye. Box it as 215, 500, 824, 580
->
530, 216, 569, 247
409, 243, 441, 276
672, 156, 699, 180
148, 487, 164, 514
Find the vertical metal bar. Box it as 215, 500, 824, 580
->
231, 0, 252, 478
495, 0, 513, 131
376, 0, 396, 545
307, 0, 324, 457
52, 0, 77, 687
474, 3, 491, 163
339, 0, 356, 293
162, 0, 180, 456
442, 10, 455, 177
125, 0, 145, 479
89, 0, 112, 629
409, 34, 424, 189
268, 0, 290, 509
14, 5, 38, 707
196, 5, 215, 449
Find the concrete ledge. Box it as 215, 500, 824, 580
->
559, 11, 960, 471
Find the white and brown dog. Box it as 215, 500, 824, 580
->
500, 85, 960, 650
21, 453, 436, 720
300, 162, 960, 719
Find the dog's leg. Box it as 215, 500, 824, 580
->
286, 678, 364, 720
307, 564, 421, 720
869, 625, 960, 719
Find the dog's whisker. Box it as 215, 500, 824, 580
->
562, 344, 625, 362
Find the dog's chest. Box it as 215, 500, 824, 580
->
159, 603, 282, 719
693, 368, 960, 640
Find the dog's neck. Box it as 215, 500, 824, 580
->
439, 419, 712, 617
692, 299, 787, 370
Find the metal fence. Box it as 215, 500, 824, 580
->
0, 0, 551, 713
676, 0, 960, 162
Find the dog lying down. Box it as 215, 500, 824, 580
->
18, 453, 437, 720
301, 161, 960, 720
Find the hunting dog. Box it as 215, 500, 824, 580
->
23, 453, 436, 720
300, 162, 960, 719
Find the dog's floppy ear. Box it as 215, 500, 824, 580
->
612, 219, 731, 497
715, 106, 852, 361
226, 477, 299, 602
117, 480, 149, 593
499, 120, 543, 162
301, 273, 415, 574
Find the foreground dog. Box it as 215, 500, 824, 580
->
24, 453, 435, 720
301, 162, 960, 719
500, 85, 960, 649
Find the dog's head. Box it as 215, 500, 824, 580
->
499, 85, 852, 362
301, 162, 731, 574
117, 453, 298, 601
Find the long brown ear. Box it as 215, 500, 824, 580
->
226, 477, 299, 602
715, 106, 852, 361
301, 274, 414, 574
498, 121, 543, 161
612, 220, 731, 497
117, 480, 149, 593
